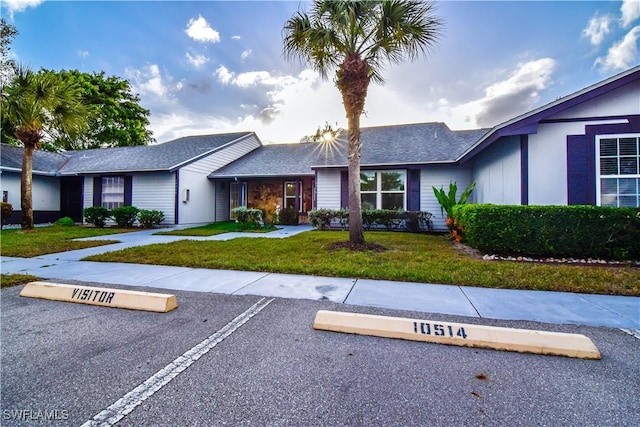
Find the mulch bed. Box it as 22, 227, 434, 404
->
328, 241, 387, 252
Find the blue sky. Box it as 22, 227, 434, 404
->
5, 0, 640, 143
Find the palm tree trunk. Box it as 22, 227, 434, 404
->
338, 55, 370, 245
347, 112, 364, 244
20, 143, 34, 230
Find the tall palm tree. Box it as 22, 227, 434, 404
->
1, 66, 88, 229
283, 0, 442, 244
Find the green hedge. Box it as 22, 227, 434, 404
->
308, 209, 433, 232
452, 204, 640, 260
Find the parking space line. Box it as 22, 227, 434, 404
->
81, 297, 274, 427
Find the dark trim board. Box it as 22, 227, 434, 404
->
566, 115, 640, 205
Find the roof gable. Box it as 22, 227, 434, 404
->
58, 132, 254, 174
459, 65, 640, 162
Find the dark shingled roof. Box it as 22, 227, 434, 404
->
1, 143, 70, 175
58, 132, 254, 174
210, 123, 489, 178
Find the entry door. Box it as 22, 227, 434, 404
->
229, 182, 247, 218
60, 177, 84, 222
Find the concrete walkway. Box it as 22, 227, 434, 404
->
2, 226, 638, 329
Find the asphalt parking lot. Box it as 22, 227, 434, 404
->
2, 281, 639, 426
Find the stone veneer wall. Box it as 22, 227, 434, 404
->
247, 177, 314, 224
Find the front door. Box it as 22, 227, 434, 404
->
60, 177, 84, 222
229, 181, 247, 219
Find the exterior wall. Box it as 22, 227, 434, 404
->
472, 135, 521, 205
421, 165, 473, 231
316, 169, 342, 210
178, 134, 261, 224
83, 176, 93, 214
245, 177, 314, 223
132, 172, 176, 225
527, 119, 628, 205
0, 171, 61, 224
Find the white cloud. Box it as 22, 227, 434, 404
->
185, 15, 220, 43
451, 58, 557, 128
231, 35, 242, 40
125, 64, 179, 101
78, 50, 89, 59
3, 0, 44, 18
215, 65, 234, 85
595, 26, 640, 72
240, 49, 252, 61
185, 52, 209, 68
582, 13, 614, 46
621, 0, 640, 28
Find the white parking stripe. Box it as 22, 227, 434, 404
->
81, 297, 274, 427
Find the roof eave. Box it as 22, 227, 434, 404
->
168, 132, 258, 172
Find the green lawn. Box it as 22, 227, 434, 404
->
85, 231, 640, 296
1, 274, 40, 288
0, 225, 129, 257
155, 221, 279, 236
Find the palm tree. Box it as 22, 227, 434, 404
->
283, 0, 442, 244
1, 66, 88, 229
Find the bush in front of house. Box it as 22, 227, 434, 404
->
452, 204, 640, 260
83, 206, 111, 228
308, 209, 433, 232
232, 207, 264, 229
279, 207, 299, 225
111, 206, 140, 227
138, 209, 165, 228
308, 209, 335, 230
1, 202, 13, 229
55, 216, 76, 226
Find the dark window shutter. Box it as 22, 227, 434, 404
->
407, 169, 420, 211
124, 176, 133, 206
567, 135, 595, 205
340, 171, 349, 209
93, 177, 102, 207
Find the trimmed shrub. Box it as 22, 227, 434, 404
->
83, 206, 111, 228
279, 207, 299, 225
309, 209, 335, 230
138, 209, 165, 228
111, 206, 140, 227
309, 208, 433, 232
1, 202, 13, 229
55, 216, 75, 226
232, 207, 264, 228
452, 204, 640, 260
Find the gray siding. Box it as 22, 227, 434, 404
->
421, 165, 473, 231
316, 169, 342, 209
215, 181, 230, 221
181, 134, 261, 174
132, 172, 176, 224
472, 135, 521, 205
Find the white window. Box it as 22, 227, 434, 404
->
360, 170, 406, 210
284, 181, 302, 211
102, 176, 125, 210
597, 134, 640, 207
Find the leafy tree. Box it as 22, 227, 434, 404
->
0, 18, 17, 87
1, 66, 89, 229
44, 70, 154, 150
1, 18, 18, 145
283, 0, 442, 244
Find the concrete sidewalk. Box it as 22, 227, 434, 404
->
2, 227, 638, 329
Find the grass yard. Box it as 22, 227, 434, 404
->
1, 274, 40, 288
155, 221, 279, 236
85, 231, 640, 296
0, 225, 129, 257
